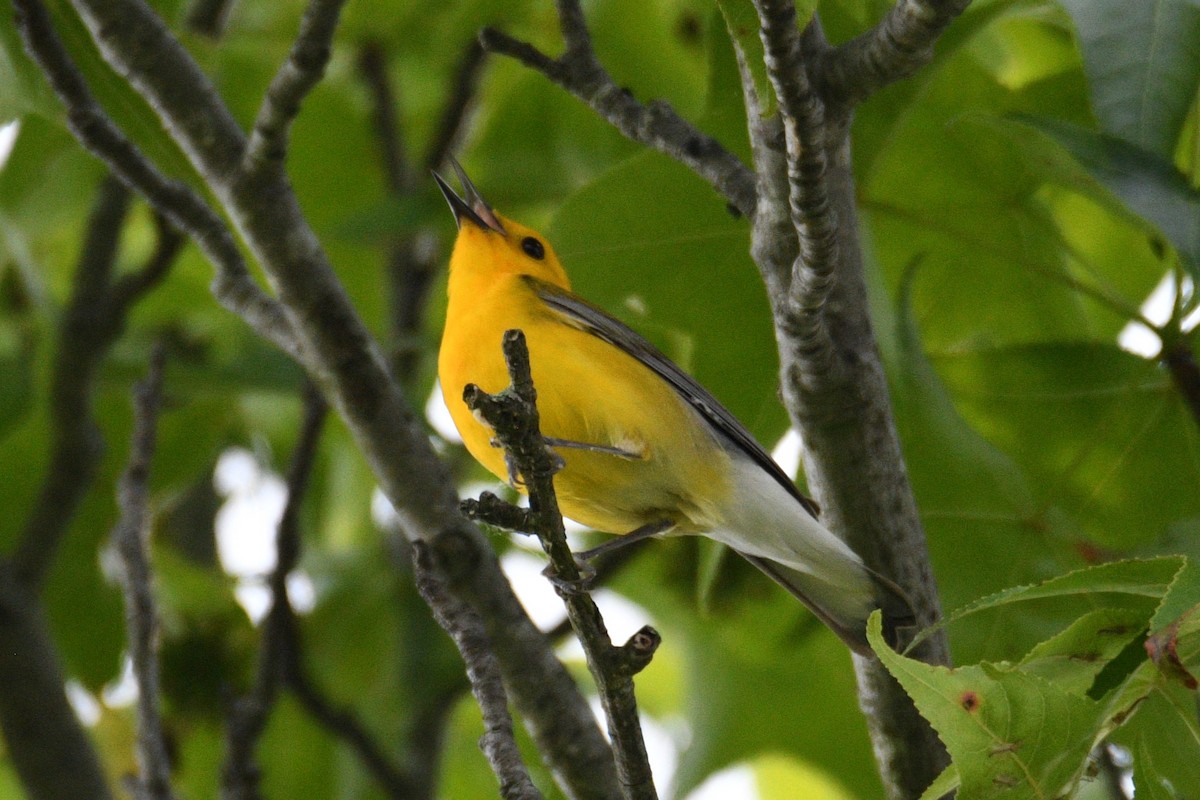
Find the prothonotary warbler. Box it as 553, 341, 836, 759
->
434, 158, 913, 654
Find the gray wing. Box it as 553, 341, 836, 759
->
525, 276, 820, 519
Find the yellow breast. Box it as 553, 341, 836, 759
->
438, 272, 731, 535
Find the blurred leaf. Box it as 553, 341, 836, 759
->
548, 151, 785, 445
861, 60, 1104, 351
752, 752, 856, 800
702, 6, 753, 164
715, 0, 784, 119
933, 341, 1200, 550
1017, 116, 1200, 279
0, 350, 34, 439
36, 0, 199, 181
0, 10, 58, 120
1112, 684, 1200, 796
1133, 736, 1177, 800
888, 267, 1084, 661
257, 696, 339, 800
1057, 0, 1200, 159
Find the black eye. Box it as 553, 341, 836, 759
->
521, 237, 545, 260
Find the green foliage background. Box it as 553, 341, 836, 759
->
0, 0, 1198, 798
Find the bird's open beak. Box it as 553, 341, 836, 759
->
432, 156, 506, 234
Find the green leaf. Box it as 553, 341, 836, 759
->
917, 766, 960, 800
909, 558, 1185, 652
870, 613, 1107, 800
934, 340, 1200, 550
547, 151, 785, 445
1134, 736, 1178, 800
0, 349, 34, 439
888, 268, 1086, 661
0, 7, 58, 120
751, 752, 857, 800
1057, 0, 1200, 159
1013, 116, 1200, 279
715, 0, 808, 120
1019, 608, 1148, 694
36, 0, 199, 181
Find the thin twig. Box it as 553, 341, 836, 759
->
544, 541, 653, 643
110, 214, 187, 313
222, 384, 416, 800
815, 0, 973, 110
727, 24, 794, 299
355, 40, 436, 384
13, 176, 181, 590
357, 40, 410, 193
464, 330, 658, 800
0, 173, 178, 800
422, 39, 487, 173
112, 344, 177, 800
12, 0, 301, 360
186, 0, 238, 38
413, 543, 544, 800
480, 1, 757, 219
1162, 340, 1200, 426
244, 0, 349, 172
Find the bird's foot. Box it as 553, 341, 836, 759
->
542, 558, 597, 595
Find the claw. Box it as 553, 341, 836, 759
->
545, 445, 566, 474
542, 558, 597, 595
503, 451, 525, 488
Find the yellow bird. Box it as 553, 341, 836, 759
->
434, 159, 912, 654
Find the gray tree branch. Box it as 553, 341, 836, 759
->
12, 0, 302, 361
244, 0, 348, 172
0, 173, 179, 800
801, 149, 950, 798
756, 0, 840, 383
0, 566, 115, 800
480, 0, 758, 220
413, 542, 544, 800
19, 2, 623, 797
111, 345, 177, 800
816, 0, 972, 111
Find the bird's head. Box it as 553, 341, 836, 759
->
433, 158, 570, 290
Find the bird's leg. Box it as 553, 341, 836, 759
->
543, 437, 643, 460
576, 519, 674, 561
542, 519, 673, 595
